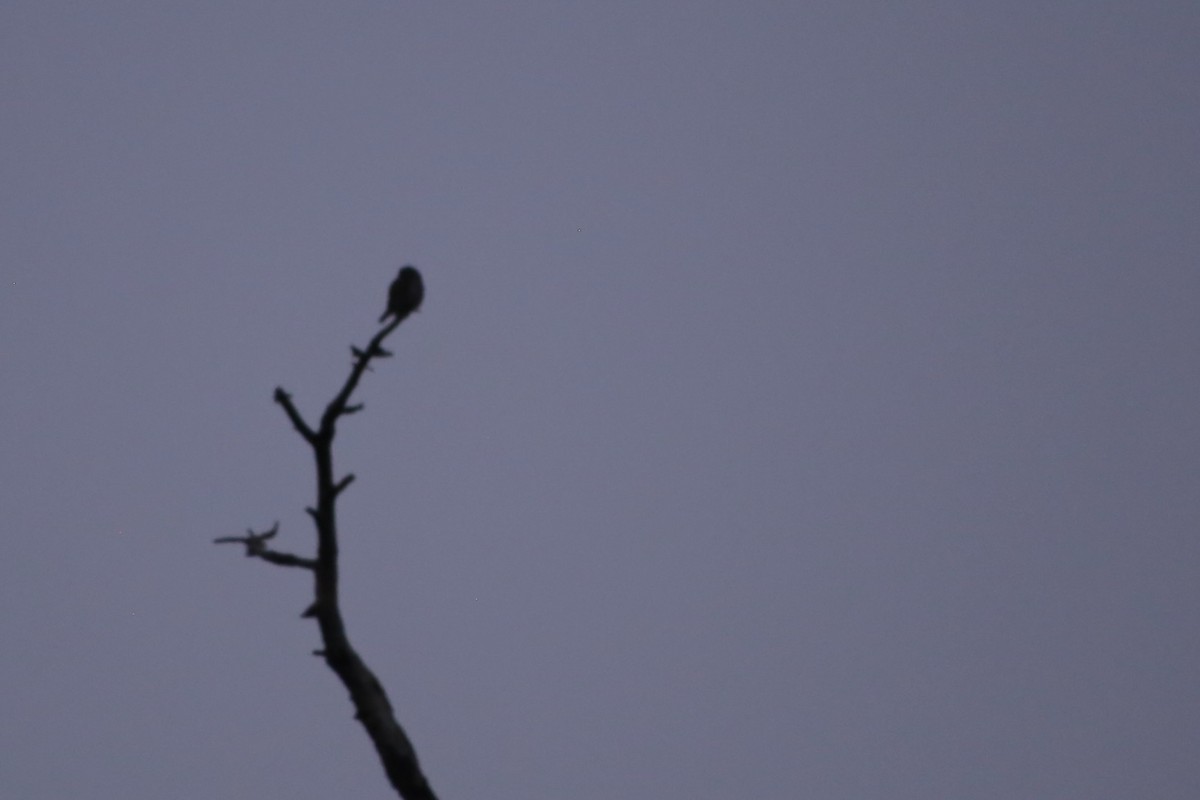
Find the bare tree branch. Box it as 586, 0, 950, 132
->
219, 287, 436, 800
320, 317, 401, 435
273, 388, 317, 444
213, 522, 317, 569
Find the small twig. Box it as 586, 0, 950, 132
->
213, 523, 316, 570
273, 388, 317, 444
320, 319, 402, 435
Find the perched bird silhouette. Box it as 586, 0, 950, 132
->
379, 265, 424, 324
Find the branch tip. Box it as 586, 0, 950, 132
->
274, 386, 317, 442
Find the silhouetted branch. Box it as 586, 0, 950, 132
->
273, 388, 317, 444
334, 474, 356, 496
218, 282, 435, 800
320, 318, 401, 435
213, 523, 317, 570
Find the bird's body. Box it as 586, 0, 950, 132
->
379, 265, 424, 324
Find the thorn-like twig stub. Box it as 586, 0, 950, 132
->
334, 474, 356, 496
344, 403, 364, 415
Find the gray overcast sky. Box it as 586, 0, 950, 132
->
2, 3, 1198, 798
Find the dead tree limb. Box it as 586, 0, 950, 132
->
216, 307, 437, 800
